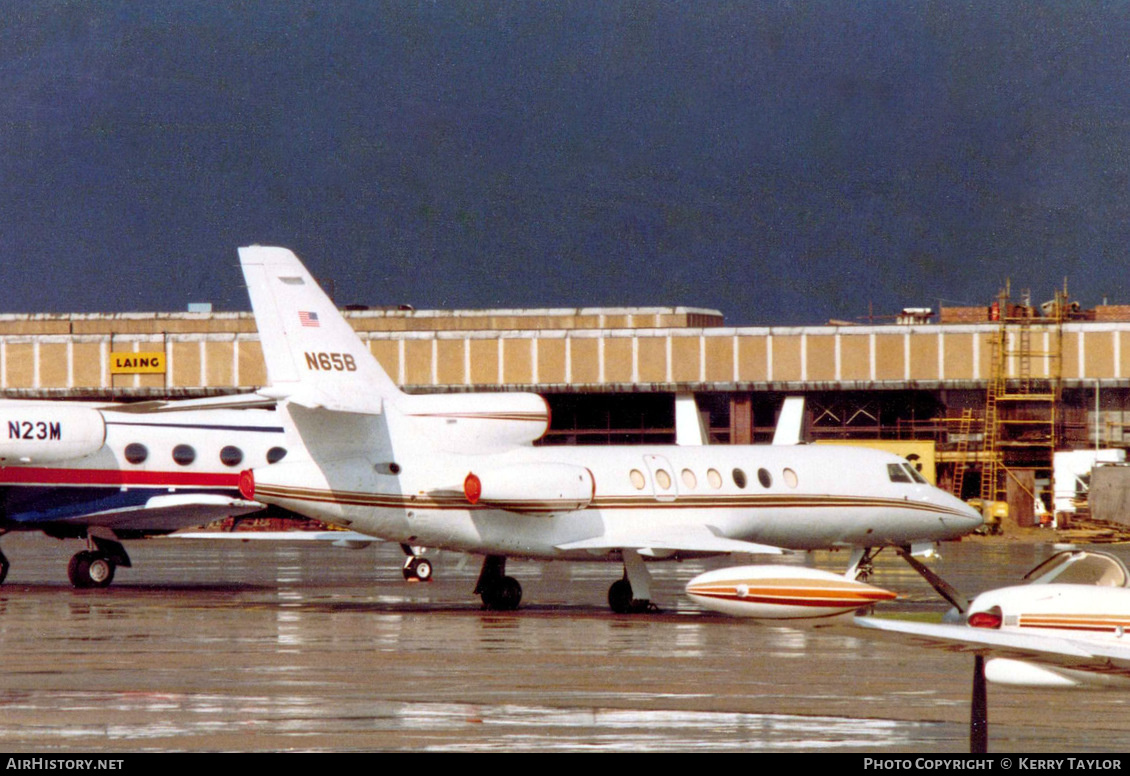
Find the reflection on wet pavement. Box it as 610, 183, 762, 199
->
0, 534, 1127, 752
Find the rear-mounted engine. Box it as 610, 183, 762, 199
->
464, 463, 595, 514
0, 404, 106, 463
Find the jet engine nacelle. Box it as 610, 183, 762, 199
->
686, 565, 897, 619
464, 463, 595, 514
397, 392, 550, 451
0, 404, 106, 463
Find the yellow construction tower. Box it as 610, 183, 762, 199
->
980, 282, 1066, 521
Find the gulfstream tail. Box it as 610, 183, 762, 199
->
236, 246, 982, 612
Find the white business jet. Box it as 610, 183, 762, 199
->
0, 398, 283, 587
235, 246, 982, 612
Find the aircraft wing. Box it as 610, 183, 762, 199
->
556, 530, 784, 557
170, 530, 376, 548
53, 495, 264, 531
101, 393, 278, 413
855, 615, 1130, 676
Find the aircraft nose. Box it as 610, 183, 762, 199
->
944, 490, 984, 528
918, 484, 983, 534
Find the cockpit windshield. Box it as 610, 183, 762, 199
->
1024, 550, 1130, 588
888, 462, 928, 485
903, 463, 928, 484
888, 464, 912, 483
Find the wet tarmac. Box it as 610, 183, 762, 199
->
0, 533, 1128, 752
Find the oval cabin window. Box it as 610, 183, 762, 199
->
630, 469, 646, 490
172, 444, 196, 466
219, 446, 244, 467
124, 443, 148, 465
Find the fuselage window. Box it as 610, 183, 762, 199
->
267, 447, 288, 464
655, 469, 672, 490
783, 468, 798, 488
732, 468, 747, 489
757, 467, 772, 488
707, 468, 723, 489
124, 443, 148, 465
887, 463, 913, 483
681, 468, 697, 489
630, 469, 646, 490
902, 463, 928, 484
172, 444, 196, 466
219, 446, 244, 467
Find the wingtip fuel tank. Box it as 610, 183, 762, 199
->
686, 565, 896, 619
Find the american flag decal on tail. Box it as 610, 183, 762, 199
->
298, 311, 320, 328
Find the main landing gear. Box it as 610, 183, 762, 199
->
400, 544, 433, 582
68, 551, 114, 588
473, 551, 660, 613
0, 548, 8, 585
608, 549, 657, 614
68, 537, 131, 589
475, 555, 522, 610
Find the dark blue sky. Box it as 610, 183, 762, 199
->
2, 2, 1129, 324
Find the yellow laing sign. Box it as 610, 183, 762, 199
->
110, 352, 166, 374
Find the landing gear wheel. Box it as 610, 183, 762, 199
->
0, 550, 8, 586
481, 575, 522, 610
609, 578, 633, 614
608, 578, 652, 614
402, 557, 433, 582
87, 554, 115, 587
68, 551, 115, 589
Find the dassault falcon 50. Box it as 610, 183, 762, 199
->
234, 246, 982, 612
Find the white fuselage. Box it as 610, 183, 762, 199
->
245, 423, 981, 561
969, 584, 1130, 688
231, 245, 983, 570
0, 402, 286, 533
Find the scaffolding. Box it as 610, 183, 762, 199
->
950, 408, 975, 498
979, 283, 1066, 510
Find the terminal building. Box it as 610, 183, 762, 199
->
4, 291, 1130, 525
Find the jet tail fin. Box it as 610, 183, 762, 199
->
675, 392, 708, 445
772, 396, 805, 445
238, 246, 400, 413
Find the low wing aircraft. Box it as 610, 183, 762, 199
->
0, 398, 288, 586
233, 245, 982, 612
856, 550, 1130, 752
